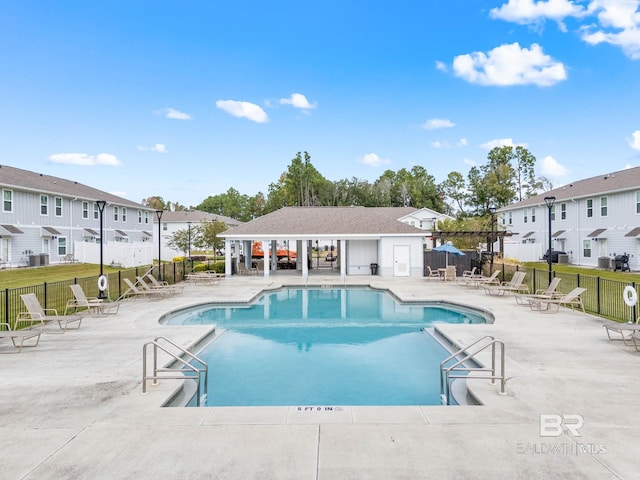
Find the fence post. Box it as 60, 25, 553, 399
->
44, 282, 48, 308
596, 276, 601, 315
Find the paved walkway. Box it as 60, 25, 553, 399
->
1, 275, 638, 479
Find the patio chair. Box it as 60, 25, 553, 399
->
442, 265, 456, 282
118, 278, 165, 301
528, 287, 587, 314
602, 316, 640, 345
17, 293, 83, 333
65, 284, 120, 316
456, 267, 479, 285
144, 273, 184, 295
482, 271, 529, 296
514, 277, 561, 305
0, 321, 43, 353
426, 266, 440, 280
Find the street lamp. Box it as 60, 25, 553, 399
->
96, 200, 107, 299
489, 206, 496, 274
544, 196, 556, 284
187, 221, 192, 260
155, 210, 164, 280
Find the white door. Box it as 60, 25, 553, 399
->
393, 245, 410, 277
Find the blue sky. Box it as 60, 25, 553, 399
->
2, 1, 640, 208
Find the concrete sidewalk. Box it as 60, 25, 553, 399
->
1, 275, 638, 479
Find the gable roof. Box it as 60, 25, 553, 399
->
159, 210, 242, 226
222, 206, 427, 238
0, 164, 149, 209
501, 166, 640, 211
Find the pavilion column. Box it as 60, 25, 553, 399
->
301, 241, 308, 277
261, 240, 269, 277
340, 239, 346, 278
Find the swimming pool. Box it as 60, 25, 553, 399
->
166, 288, 488, 406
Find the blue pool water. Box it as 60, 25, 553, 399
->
166, 288, 486, 406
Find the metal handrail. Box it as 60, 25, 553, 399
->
439, 335, 506, 405
142, 336, 208, 406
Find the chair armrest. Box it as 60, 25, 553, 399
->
42, 308, 60, 315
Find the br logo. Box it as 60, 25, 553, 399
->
539, 414, 583, 437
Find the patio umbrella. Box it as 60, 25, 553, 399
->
433, 242, 465, 267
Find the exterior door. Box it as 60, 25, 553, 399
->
393, 245, 410, 277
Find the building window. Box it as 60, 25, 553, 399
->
561, 203, 567, 220
586, 199, 593, 218
122, 207, 127, 222
82, 201, 89, 219
94, 204, 99, 220
162, 222, 168, 231
57, 237, 67, 256
40, 195, 48, 215
113, 206, 119, 222
636, 192, 640, 214
600, 197, 608, 217
3, 189, 13, 212
138, 210, 142, 224
55, 197, 63, 217
550, 205, 555, 222
583, 239, 591, 258
531, 208, 536, 223
508, 212, 512, 226
144, 211, 149, 224
523, 208, 528, 223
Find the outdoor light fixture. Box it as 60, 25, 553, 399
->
488, 206, 496, 274
155, 210, 164, 280
544, 196, 556, 284
96, 200, 107, 299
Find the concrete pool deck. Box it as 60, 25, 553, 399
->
1, 275, 638, 479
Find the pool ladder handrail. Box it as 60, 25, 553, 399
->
439, 335, 506, 405
142, 336, 208, 407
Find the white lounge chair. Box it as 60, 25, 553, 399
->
602, 316, 640, 346
529, 287, 587, 314
483, 271, 529, 296
0, 321, 43, 353
66, 284, 120, 316
466, 270, 501, 288
515, 277, 561, 305
144, 273, 184, 294
17, 293, 83, 333
118, 278, 165, 301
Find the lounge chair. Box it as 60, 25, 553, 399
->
515, 277, 561, 305
483, 271, 529, 296
426, 266, 440, 280
65, 284, 120, 316
185, 271, 221, 285
136, 276, 179, 297
144, 273, 184, 294
0, 321, 43, 353
602, 316, 640, 345
528, 287, 587, 314
17, 293, 83, 332
466, 270, 501, 288
118, 278, 165, 301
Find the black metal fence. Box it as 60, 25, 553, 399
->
425, 253, 636, 323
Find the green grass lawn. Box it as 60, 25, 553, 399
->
523, 262, 640, 281
0, 263, 132, 289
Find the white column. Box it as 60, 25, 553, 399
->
340, 239, 346, 278
262, 240, 269, 277
301, 241, 308, 277
224, 240, 232, 276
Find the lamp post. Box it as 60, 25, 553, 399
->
187, 222, 192, 260
155, 210, 164, 280
544, 196, 556, 284
489, 206, 496, 274
96, 200, 107, 299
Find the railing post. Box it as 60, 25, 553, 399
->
596, 276, 601, 315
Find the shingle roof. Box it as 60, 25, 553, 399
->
159, 210, 242, 226
369, 207, 417, 219
501, 166, 640, 211
0, 164, 149, 209
222, 207, 427, 237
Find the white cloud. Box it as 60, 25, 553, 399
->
279, 93, 317, 110
463, 158, 477, 166
430, 141, 450, 148
360, 153, 391, 167
581, 2, 640, 60
138, 144, 168, 153
48, 152, 122, 166
540, 155, 569, 176
216, 100, 268, 123
435, 60, 448, 72
154, 108, 191, 120
458, 138, 469, 147
422, 118, 455, 130
627, 130, 640, 150
452, 42, 567, 87
490, 0, 586, 29
480, 138, 528, 149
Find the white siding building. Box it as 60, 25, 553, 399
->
499, 166, 640, 269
